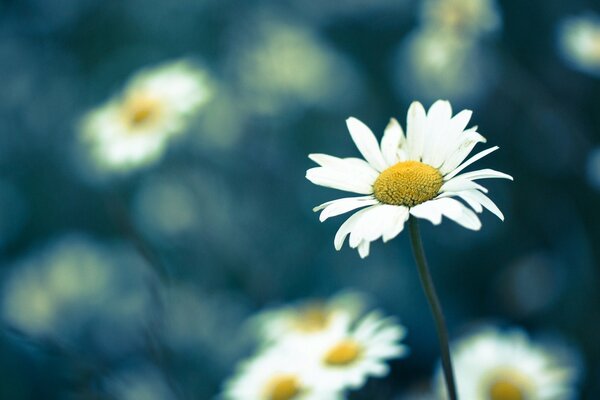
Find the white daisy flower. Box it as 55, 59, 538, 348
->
306, 100, 512, 258
79, 59, 212, 172
558, 14, 600, 77
222, 346, 343, 400
420, 0, 502, 37
249, 290, 368, 344
303, 311, 408, 392
436, 327, 580, 400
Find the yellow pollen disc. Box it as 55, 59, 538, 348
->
264, 375, 301, 400
488, 379, 525, 400
323, 339, 362, 366
293, 304, 330, 332
122, 93, 163, 128
372, 161, 443, 207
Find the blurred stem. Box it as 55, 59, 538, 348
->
408, 216, 457, 400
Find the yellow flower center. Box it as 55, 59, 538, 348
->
264, 375, 301, 400
372, 161, 443, 207
122, 93, 163, 129
488, 379, 525, 400
293, 304, 330, 332
323, 339, 362, 366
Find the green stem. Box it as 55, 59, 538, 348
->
408, 216, 458, 400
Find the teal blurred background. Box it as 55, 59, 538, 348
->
0, 0, 599, 398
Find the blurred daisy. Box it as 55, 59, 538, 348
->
306, 100, 512, 258
392, 29, 496, 104
79, 59, 212, 172
305, 311, 408, 391
420, 0, 502, 37
558, 14, 600, 77
222, 346, 343, 400
249, 290, 368, 344
437, 327, 580, 399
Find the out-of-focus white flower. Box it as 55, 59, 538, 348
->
1, 235, 155, 352
307, 100, 512, 258
559, 14, 600, 77
420, 0, 502, 37
79, 59, 212, 172
249, 290, 369, 344
392, 29, 496, 104
301, 311, 408, 392
436, 327, 580, 399
227, 16, 360, 117
222, 346, 343, 400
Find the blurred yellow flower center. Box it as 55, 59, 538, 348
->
293, 304, 330, 332
323, 339, 362, 366
265, 375, 301, 400
488, 379, 524, 400
123, 93, 163, 128
373, 161, 443, 207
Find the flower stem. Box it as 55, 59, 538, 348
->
408, 216, 458, 400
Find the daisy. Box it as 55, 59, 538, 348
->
303, 311, 408, 392
222, 346, 343, 400
558, 14, 600, 77
249, 290, 368, 344
306, 100, 512, 258
436, 327, 580, 400
79, 59, 212, 172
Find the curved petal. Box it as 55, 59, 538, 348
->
406, 101, 427, 161
439, 128, 487, 175
409, 200, 444, 225
437, 197, 482, 230
453, 168, 513, 181
357, 240, 370, 258
315, 196, 379, 222
382, 206, 410, 242
411, 198, 481, 230
334, 205, 379, 250
444, 146, 499, 180
349, 205, 399, 248
346, 117, 387, 171
459, 190, 505, 220
441, 177, 489, 193
306, 167, 374, 194
380, 118, 405, 167
308, 153, 379, 181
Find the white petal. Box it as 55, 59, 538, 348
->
357, 240, 370, 258
453, 168, 513, 181
334, 205, 379, 250
437, 197, 482, 230
439, 129, 487, 175
308, 153, 379, 181
349, 205, 398, 247
306, 167, 374, 194
422, 101, 453, 167
380, 118, 405, 167
406, 101, 427, 161
316, 196, 379, 222
460, 190, 505, 220
409, 201, 444, 225
428, 109, 474, 168
313, 195, 374, 212
382, 206, 410, 242
411, 198, 481, 230
444, 146, 499, 180
346, 117, 387, 171
448, 109, 473, 135
441, 177, 489, 193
